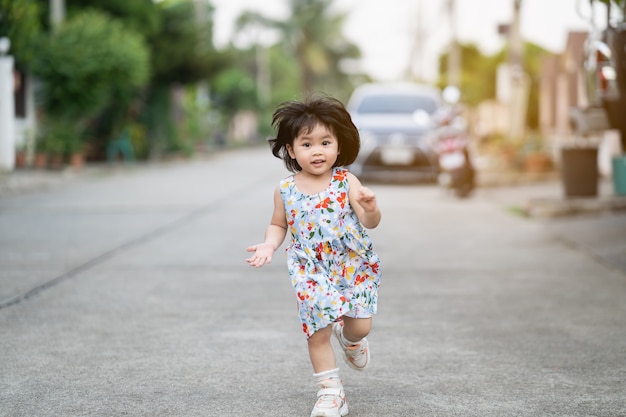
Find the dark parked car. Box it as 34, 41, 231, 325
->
346, 82, 442, 182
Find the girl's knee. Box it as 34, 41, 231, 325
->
342, 317, 372, 340
307, 325, 332, 346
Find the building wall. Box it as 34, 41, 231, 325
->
538, 31, 589, 146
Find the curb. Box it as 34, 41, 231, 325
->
475, 170, 560, 188
0, 165, 117, 197
475, 169, 626, 218
526, 195, 626, 218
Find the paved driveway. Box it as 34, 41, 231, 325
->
1, 148, 625, 416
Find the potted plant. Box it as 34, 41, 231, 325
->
14, 145, 27, 168
521, 135, 553, 174
38, 118, 67, 170
67, 132, 86, 169
30, 10, 149, 167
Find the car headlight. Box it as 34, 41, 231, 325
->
412, 109, 432, 126
359, 130, 378, 152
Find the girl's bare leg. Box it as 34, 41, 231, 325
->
307, 325, 337, 373
341, 316, 372, 343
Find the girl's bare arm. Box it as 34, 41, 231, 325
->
347, 172, 381, 229
246, 187, 288, 267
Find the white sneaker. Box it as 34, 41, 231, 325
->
310, 379, 349, 417
332, 321, 370, 371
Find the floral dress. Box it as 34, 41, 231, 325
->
280, 167, 382, 338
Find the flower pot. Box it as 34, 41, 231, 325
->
34, 153, 48, 170
15, 151, 27, 168
48, 154, 64, 170
69, 152, 84, 170
524, 153, 552, 173
561, 146, 598, 197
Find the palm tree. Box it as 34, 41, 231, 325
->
235, 0, 361, 95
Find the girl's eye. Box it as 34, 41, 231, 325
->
302, 143, 311, 148
323, 141, 331, 146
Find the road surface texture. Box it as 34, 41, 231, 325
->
1, 148, 625, 416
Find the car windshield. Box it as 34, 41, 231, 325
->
356, 94, 438, 115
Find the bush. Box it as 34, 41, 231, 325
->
0, 0, 42, 67
33, 10, 150, 121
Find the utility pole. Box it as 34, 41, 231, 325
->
50, 0, 66, 30
0, 37, 15, 172
507, 0, 530, 142
406, 0, 425, 81
509, 0, 523, 70
256, 43, 270, 108
447, 0, 461, 88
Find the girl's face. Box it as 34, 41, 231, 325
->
287, 123, 339, 177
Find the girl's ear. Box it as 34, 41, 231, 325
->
286, 144, 296, 159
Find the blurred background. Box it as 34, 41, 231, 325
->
0, 0, 625, 186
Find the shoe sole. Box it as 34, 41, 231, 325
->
310, 402, 349, 417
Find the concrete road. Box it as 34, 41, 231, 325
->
1, 148, 625, 416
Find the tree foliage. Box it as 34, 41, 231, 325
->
53, 0, 226, 156
235, 0, 361, 98
32, 10, 149, 120
438, 41, 549, 129
209, 45, 257, 108
438, 43, 499, 107
598, 0, 625, 11
31, 9, 150, 157
0, 0, 42, 67
5, 0, 369, 157
137, 0, 226, 155
147, 0, 222, 84
67, 0, 161, 36
66, 0, 221, 85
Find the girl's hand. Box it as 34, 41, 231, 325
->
246, 243, 276, 268
356, 186, 378, 212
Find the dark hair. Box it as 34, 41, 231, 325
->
268, 93, 360, 172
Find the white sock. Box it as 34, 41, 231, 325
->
313, 367, 341, 385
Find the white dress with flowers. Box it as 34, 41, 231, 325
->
280, 167, 382, 338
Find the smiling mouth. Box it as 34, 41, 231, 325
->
312, 159, 325, 165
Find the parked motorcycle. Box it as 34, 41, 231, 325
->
432, 87, 475, 198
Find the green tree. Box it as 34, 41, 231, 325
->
235, 0, 361, 98
148, 0, 221, 84
438, 43, 499, 107
65, 0, 226, 157
519, 42, 549, 130
141, 0, 225, 155
210, 48, 258, 115
33, 10, 149, 117
0, 0, 42, 68
438, 41, 548, 129
599, 0, 625, 14
32, 10, 150, 154
67, 0, 161, 36
211, 41, 302, 139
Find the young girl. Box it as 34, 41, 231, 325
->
246, 94, 382, 417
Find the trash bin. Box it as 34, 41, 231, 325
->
561, 146, 598, 197
613, 155, 626, 196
